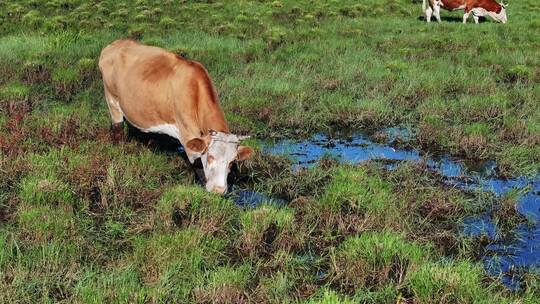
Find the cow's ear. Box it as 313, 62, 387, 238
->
186, 138, 208, 153
237, 146, 254, 161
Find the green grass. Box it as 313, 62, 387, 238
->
330, 231, 426, 293
0, 0, 539, 302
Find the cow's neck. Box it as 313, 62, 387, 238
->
199, 104, 229, 135
177, 63, 230, 138
195, 87, 229, 135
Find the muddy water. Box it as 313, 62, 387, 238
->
263, 129, 540, 289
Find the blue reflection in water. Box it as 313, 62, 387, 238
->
268, 133, 422, 171
229, 188, 287, 208
264, 129, 540, 289
462, 214, 498, 239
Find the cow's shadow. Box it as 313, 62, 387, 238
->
126, 122, 181, 153
125, 122, 208, 185
417, 15, 486, 23
125, 122, 240, 188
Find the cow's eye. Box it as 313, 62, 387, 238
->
208, 155, 215, 163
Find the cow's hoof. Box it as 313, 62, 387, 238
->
110, 122, 125, 143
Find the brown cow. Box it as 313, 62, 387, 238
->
99, 40, 253, 194
423, 0, 507, 23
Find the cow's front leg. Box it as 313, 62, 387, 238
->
433, 4, 442, 22
473, 14, 479, 23
463, 12, 470, 23
110, 122, 125, 142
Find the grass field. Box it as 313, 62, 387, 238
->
0, 0, 539, 303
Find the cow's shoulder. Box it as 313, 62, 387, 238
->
177, 59, 209, 80
467, 0, 501, 11
181, 60, 219, 104
139, 49, 183, 83
480, 0, 502, 12
139, 48, 211, 83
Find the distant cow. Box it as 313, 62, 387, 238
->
99, 40, 253, 194
423, 0, 507, 23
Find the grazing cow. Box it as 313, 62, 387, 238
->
423, 0, 507, 24
99, 40, 253, 194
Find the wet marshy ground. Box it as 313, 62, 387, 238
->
263, 128, 540, 289
135, 123, 539, 289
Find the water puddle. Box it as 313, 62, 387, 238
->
263, 129, 539, 289
228, 188, 287, 208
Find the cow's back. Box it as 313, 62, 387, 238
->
99, 40, 185, 129
440, 0, 466, 10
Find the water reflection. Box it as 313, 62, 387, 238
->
265, 129, 539, 288
228, 188, 287, 208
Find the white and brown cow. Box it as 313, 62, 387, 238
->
423, 0, 507, 23
99, 39, 253, 194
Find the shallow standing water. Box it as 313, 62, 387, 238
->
262, 129, 540, 289
228, 188, 287, 208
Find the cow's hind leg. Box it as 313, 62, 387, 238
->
425, 6, 433, 22
104, 87, 125, 141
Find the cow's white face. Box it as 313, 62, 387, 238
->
186, 131, 253, 194
497, 6, 507, 23
484, 5, 507, 23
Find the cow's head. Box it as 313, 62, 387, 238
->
495, 2, 508, 23
186, 131, 253, 194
